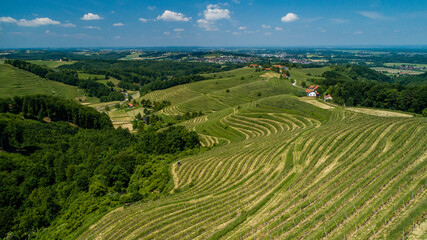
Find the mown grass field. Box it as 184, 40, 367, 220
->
371, 67, 424, 75
0, 64, 97, 103
384, 63, 427, 69
28, 60, 76, 68
75, 67, 427, 240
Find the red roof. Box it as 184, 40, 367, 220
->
305, 89, 314, 93
265, 68, 271, 70
308, 85, 319, 90
128, 103, 134, 107
250, 64, 258, 67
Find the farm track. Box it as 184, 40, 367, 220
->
78, 69, 426, 240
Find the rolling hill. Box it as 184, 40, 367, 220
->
72, 67, 427, 240
0, 64, 97, 103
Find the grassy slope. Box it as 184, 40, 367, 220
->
69, 67, 427, 240
28, 60, 76, 68
0, 64, 96, 104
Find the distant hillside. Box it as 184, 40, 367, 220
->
0, 64, 94, 103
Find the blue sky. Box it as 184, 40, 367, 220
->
0, 0, 426, 48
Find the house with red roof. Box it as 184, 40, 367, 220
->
324, 94, 333, 101
305, 85, 320, 97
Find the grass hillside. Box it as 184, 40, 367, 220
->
28, 60, 76, 68
75, 67, 427, 240
0, 64, 96, 103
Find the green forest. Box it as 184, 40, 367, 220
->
313, 65, 427, 114
59, 60, 243, 93
0, 95, 201, 239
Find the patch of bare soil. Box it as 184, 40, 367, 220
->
347, 108, 412, 117
299, 98, 334, 109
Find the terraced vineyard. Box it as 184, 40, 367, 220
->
76, 68, 427, 240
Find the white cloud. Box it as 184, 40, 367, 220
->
84, 26, 101, 30
197, 19, 218, 31
174, 28, 184, 32
139, 18, 148, 23
62, 23, 76, 27
17, 17, 61, 27
0, 17, 17, 23
163, 31, 171, 35
232, 32, 241, 35
275, 26, 282, 31
197, 4, 231, 31
239, 26, 246, 30
353, 30, 363, 34
157, 10, 191, 22
319, 27, 326, 32
330, 18, 350, 24
113, 22, 124, 27
281, 13, 299, 22
358, 11, 387, 20
261, 24, 271, 29
148, 6, 156, 10
81, 13, 102, 20
45, 29, 50, 34
203, 4, 230, 21
232, 0, 240, 4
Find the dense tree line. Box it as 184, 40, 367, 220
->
139, 75, 206, 94
59, 60, 242, 92
5, 60, 117, 99
314, 65, 427, 113
0, 107, 200, 239
0, 95, 112, 130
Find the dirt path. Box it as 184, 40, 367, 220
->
170, 163, 179, 193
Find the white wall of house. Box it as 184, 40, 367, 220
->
308, 91, 317, 97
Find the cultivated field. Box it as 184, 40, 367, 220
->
75, 67, 427, 240
371, 67, 424, 75
384, 63, 427, 69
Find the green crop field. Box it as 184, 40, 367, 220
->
28, 60, 76, 68
371, 67, 424, 75
384, 63, 427, 69
78, 73, 106, 80
74, 67, 427, 240
0, 64, 97, 103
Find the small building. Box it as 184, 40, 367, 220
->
249, 64, 260, 68
128, 103, 134, 108
324, 94, 333, 101
305, 89, 318, 97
